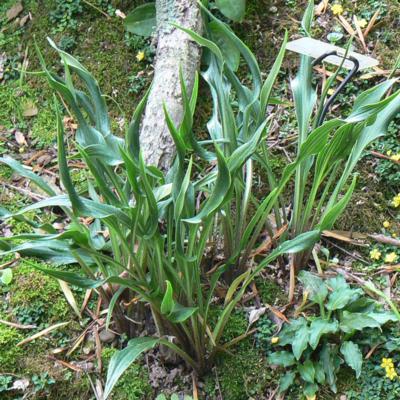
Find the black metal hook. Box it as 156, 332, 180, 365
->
312, 50, 360, 126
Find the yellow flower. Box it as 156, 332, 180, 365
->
391, 154, 400, 161
381, 358, 394, 368
383, 221, 391, 228
271, 337, 280, 344
370, 248, 381, 260
357, 18, 368, 28
386, 365, 398, 380
393, 233, 398, 238
387, 150, 393, 156
306, 395, 316, 400
136, 51, 145, 62
327, 88, 335, 96
385, 252, 398, 264
392, 194, 400, 208
331, 3, 344, 15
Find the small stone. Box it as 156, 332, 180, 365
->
269, 6, 278, 13
99, 330, 116, 343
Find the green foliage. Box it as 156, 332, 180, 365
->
9, 261, 70, 325
31, 372, 56, 395
102, 347, 152, 400
267, 272, 397, 397
0, 324, 24, 372
49, 0, 83, 33
2, 3, 400, 398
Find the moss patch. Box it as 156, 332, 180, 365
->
9, 260, 71, 325
0, 324, 24, 372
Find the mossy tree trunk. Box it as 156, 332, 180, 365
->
139, 0, 202, 170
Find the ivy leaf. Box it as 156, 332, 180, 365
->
292, 319, 310, 360
326, 288, 357, 311
298, 271, 328, 304
320, 343, 338, 393
298, 360, 315, 383
309, 318, 339, 349
279, 371, 296, 393
268, 351, 296, 367
340, 311, 382, 333
340, 341, 363, 378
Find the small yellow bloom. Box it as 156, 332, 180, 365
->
382, 358, 393, 368
331, 3, 344, 15
392, 194, 400, 208
383, 221, 391, 228
393, 233, 398, 238
385, 252, 398, 264
271, 337, 280, 344
386, 366, 398, 380
370, 248, 381, 261
327, 88, 335, 96
387, 150, 393, 156
391, 154, 400, 161
306, 395, 316, 400
136, 51, 145, 62
357, 18, 368, 28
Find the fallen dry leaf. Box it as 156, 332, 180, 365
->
19, 14, 30, 27
15, 130, 27, 146
6, 2, 23, 21
22, 101, 38, 117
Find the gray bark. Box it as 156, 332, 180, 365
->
139, 0, 203, 170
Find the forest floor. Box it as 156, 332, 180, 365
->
1, 0, 400, 399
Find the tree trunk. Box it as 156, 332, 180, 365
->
139, 0, 203, 170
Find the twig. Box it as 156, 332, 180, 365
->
82, 0, 110, 18
0, 319, 36, 330
2, 183, 45, 201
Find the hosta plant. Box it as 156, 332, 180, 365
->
1, 2, 400, 398
0, 10, 319, 399
267, 272, 397, 398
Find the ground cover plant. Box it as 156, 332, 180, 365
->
1, 0, 400, 399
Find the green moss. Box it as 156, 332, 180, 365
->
30, 105, 56, 148
205, 346, 273, 400
10, 260, 70, 324
254, 276, 286, 305
0, 325, 24, 372
102, 348, 152, 400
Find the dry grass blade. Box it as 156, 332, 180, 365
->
58, 280, 82, 319
94, 326, 102, 373
17, 321, 70, 346
315, 0, 329, 16
363, 9, 380, 38
49, 356, 83, 372
353, 15, 368, 52
337, 15, 356, 36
